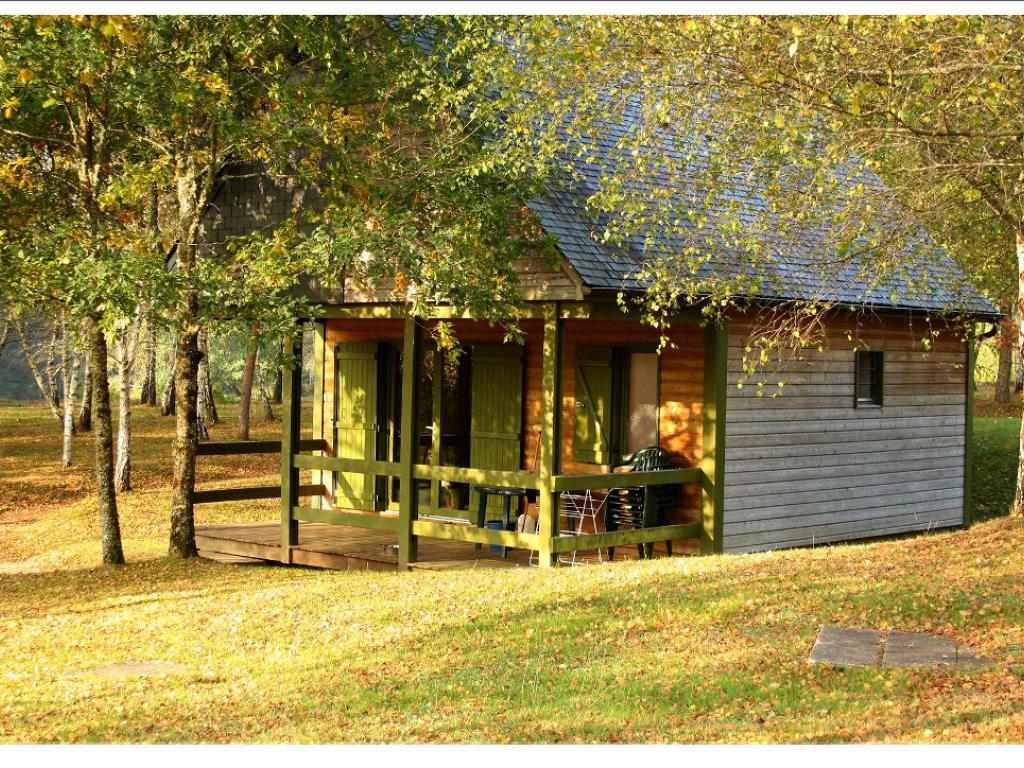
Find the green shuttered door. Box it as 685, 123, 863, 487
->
470, 345, 523, 517
574, 346, 615, 465
334, 342, 378, 510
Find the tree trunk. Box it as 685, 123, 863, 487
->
0, 320, 10, 362
237, 334, 258, 440
60, 315, 79, 468
139, 322, 158, 406
160, 335, 177, 416
259, 360, 277, 422
995, 322, 1013, 403
169, 325, 201, 559
115, 360, 133, 492
114, 318, 141, 493
1015, 346, 1024, 393
272, 363, 283, 405
1015, 228, 1024, 518
198, 327, 218, 425
88, 316, 125, 565
77, 354, 92, 432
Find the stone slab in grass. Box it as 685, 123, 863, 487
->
809, 625, 994, 669
808, 625, 884, 666
89, 661, 187, 678
883, 631, 958, 667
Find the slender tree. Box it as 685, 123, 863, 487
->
59, 310, 79, 467
139, 320, 158, 406
159, 335, 176, 416
0, 16, 166, 564
113, 310, 143, 492
237, 325, 258, 440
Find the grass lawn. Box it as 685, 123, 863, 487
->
1, 401, 1023, 743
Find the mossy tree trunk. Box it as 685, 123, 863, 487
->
88, 316, 125, 565
169, 322, 201, 558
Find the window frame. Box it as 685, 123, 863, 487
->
854, 348, 884, 408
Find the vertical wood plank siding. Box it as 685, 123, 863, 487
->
722, 313, 967, 553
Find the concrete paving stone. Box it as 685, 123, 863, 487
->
883, 631, 958, 667
808, 625, 884, 667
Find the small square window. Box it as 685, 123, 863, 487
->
855, 350, 883, 407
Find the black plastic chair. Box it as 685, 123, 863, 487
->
605, 446, 681, 560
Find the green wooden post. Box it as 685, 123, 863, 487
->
280, 328, 303, 562
398, 316, 422, 568
700, 317, 728, 555
963, 331, 976, 527
536, 303, 563, 568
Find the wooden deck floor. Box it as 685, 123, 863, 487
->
196, 521, 536, 571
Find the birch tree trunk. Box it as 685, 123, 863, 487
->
1015, 228, 1024, 517
60, 313, 79, 467
114, 317, 141, 493
197, 327, 218, 425
87, 316, 125, 565
115, 362, 134, 492
139, 321, 158, 406
272, 365, 283, 405
160, 334, 177, 416
0, 321, 10, 361
259, 358, 277, 422
237, 336, 257, 440
995, 325, 1012, 403
1015, 346, 1024, 393
77, 354, 92, 432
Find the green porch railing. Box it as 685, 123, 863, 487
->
193, 438, 329, 505
287, 452, 703, 556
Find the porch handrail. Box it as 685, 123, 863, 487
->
290, 452, 542, 490
552, 467, 702, 493
412, 464, 540, 489
291, 453, 703, 494
198, 438, 327, 456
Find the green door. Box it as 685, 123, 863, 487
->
334, 342, 378, 510
469, 345, 524, 518
573, 346, 619, 465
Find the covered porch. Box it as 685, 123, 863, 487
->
197, 300, 727, 570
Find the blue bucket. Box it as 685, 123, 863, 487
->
486, 520, 505, 552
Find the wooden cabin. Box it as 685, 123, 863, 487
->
192, 164, 998, 570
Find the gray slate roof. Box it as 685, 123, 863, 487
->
525, 98, 998, 318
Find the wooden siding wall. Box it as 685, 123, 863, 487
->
722, 313, 967, 553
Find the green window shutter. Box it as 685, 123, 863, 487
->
573, 346, 616, 465
469, 345, 523, 517
334, 342, 378, 510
